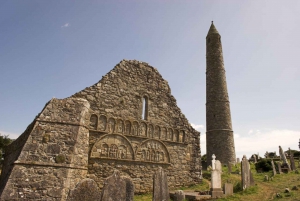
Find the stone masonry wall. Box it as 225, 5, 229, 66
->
206, 23, 236, 165
0, 98, 90, 200
72, 59, 201, 193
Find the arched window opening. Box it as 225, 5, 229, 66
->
142, 96, 148, 120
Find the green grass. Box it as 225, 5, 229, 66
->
134, 163, 300, 201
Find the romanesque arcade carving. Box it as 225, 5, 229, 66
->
90, 134, 134, 160
136, 139, 170, 163
89, 115, 186, 143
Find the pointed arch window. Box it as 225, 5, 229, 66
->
142, 96, 148, 120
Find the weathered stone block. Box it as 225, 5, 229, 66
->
67, 178, 101, 201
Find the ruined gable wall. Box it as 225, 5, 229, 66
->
72, 60, 201, 193
0, 98, 90, 200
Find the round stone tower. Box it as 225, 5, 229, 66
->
206, 22, 236, 165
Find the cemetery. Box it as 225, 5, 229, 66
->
0, 22, 299, 200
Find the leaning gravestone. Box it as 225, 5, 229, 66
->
279, 146, 291, 171
67, 178, 101, 201
210, 154, 223, 198
100, 170, 134, 201
174, 190, 185, 201
277, 161, 283, 174
271, 160, 277, 176
152, 167, 170, 201
289, 151, 296, 171
241, 155, 251, 190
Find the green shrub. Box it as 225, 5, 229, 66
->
255, 159, 272, 172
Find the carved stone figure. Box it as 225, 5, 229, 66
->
99, 115, 107, 131
90, 114, 98, 130
179, 131, 183, 142
118, 120, 124, 133
125, 121, 131, 135
148, 125, 154, 138
108, 118, 115, 133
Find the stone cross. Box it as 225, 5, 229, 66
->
210, 154, 223, 198
241, 155, 251, 190
100, 170, 134, 201
152, 167, 170, 201
212, 154, 216, 170
271, 160, 276, 176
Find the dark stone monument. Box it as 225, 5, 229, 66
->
100, 170, 134, 201
289, 149, 296, 171
152, 167, 170, 201
67, 178, 101, 201
250, 172, 255, 186
271, 160, 277, 176
174, 190, 185, 201
241, 155, 251, 190
228, 163, 232, 174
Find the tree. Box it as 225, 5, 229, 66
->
0, 133, 13, 165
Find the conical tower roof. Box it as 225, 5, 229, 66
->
207, 21, 219, 36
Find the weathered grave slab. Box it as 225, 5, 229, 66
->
152, 167, 169, 201
241, 155, 251, 189
67, 178, 101, 201
100, 170, 134, 201
223, 183, 233, 196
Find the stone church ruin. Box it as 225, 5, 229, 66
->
0, 60, 201, 200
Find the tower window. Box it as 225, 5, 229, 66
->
142, 96, 148, 120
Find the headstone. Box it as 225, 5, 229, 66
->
210, 154, 223, 198
271, 160, 276, 176
152, 167, 170, 201
174, 190, 185, 201
250, 171, 255, 186
100, 170, 134, 201
289, 150, 296, 171
241, 155, 251, 190
223, 183, 233, 196
67, 179, 101, 201
264, 175, 269, 181
236, 158, 240, 163
277, 161, 283, 174
228, 163, 232, 174
253, 155, 257, 163
279, 146, 291, 171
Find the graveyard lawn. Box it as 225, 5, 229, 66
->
134, 164, 300, 201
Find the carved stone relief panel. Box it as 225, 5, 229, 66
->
132, 121, 139, 136
174, 130, 179, 142
90, 134, 134, 160
117, 120, 124, 134
140, 122, 147, 137
90, 114, 98, 130
154, 126, 160, 139
107, 118, 116, 133
99, 115, 107, 131
148, 124, 154, 138
161, 127, 167, 140
168, 128, 173, 141
124, 120, 131, 135
136, 139, 170, 163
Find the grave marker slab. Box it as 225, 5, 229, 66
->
152, 167, 170, 201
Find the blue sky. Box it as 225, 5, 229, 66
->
1, 1, 300, 159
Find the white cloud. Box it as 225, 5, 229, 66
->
61, 23, 70, 28
0, 130, 20, 140
191, 123, 204, 131
200, 129, 300, 160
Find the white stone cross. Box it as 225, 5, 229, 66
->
212, 154, 216, 170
